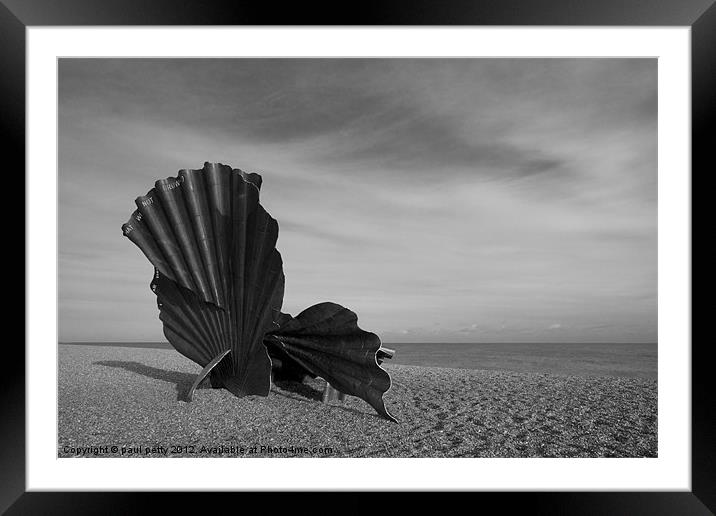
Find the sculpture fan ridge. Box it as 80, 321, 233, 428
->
122, 162, 283, 396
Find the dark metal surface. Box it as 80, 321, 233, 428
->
267, 302, 397, 422
186, 349, 231, 402
122, 162, 395, 418
377, 347, 395, 363
123, 162, 283, 397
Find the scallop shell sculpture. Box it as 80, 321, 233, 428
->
266, 303, 395, 422
122, 162, 395, 422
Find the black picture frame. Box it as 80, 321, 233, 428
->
6, 0, 710, 513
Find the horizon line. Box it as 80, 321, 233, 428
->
58, 340, 658, 345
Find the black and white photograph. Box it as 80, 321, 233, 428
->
58, 58, 658, 459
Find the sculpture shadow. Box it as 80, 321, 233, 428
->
272, 379, 381, 420
271, 379, 323, 402
93, 360, 204, 401
93, 360, 383, 419
94, 360, 324, 403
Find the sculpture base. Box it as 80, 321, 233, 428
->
186, 349, 231, 402
322, 382, 346, 403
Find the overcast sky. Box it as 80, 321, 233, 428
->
58, 58, 656, 343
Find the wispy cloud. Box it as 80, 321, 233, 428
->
59, 58, 657, 342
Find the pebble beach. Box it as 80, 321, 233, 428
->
58, 344, 657, 458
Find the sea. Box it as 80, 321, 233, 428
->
59, 342, 657, 379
